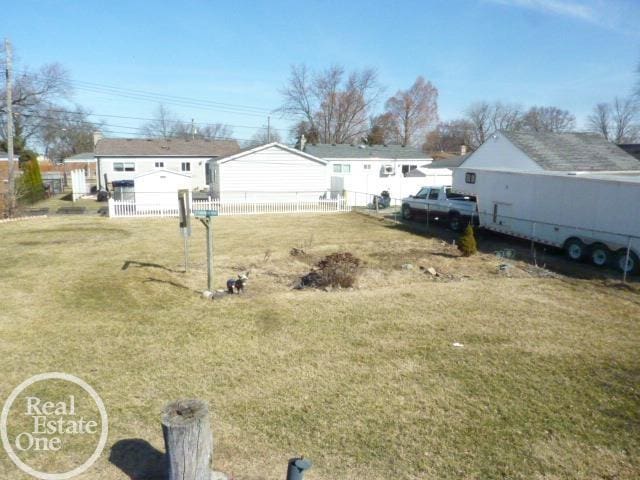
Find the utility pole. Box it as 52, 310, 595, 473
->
267, 116, 271, 143
191, 118, 196, 140
4, 38, 15, 217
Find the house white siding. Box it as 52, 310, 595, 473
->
98, 156, 212, 190
459, 132, 543, 171
326, 158, 450, 201
214, 144, 328, 201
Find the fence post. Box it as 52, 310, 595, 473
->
108, 198, 115, 218
162, 399, 223, 480
623, 236, 632, 284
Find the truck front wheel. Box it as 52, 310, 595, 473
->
564, 238, 586, 262
615, 249, 639, 275
449, 213, 462, 232
401, 204, 412, 220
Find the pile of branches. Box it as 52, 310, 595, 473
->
300, 252, 361, 289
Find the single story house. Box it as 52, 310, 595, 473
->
301, 140, 449, 202
64, 152, 97, 178
210, 142, 329, 201
95, 138, 240, 194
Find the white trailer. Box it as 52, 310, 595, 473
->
452, 168, 640, 273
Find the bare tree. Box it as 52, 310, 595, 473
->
245, 128, 282, 148
465, 101, 524, 148
367, 113, 400, 145
522, 106, 575, 133
173, 121, 233, 140
587, 103, 611, 139
587, 97, 638, 143
39, 106, 100, 161
424, 119, 474, 153
279, 64, 382, 144
465, 102, 493, 148
141, 104, 180, 139
384, 76, 438, 146
611, 97, 638, 143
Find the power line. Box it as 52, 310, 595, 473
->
9, 67, 278, 117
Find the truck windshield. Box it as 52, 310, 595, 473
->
415, 187, 429, 198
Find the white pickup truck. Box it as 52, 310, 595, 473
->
401, 186, 477, 231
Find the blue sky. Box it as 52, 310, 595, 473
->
3, 0, 639, 142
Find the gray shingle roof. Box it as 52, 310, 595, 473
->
304, 143, 428, 159
424, 154, 470, 169
502, 131, 640, 171
95, 138, 240, 157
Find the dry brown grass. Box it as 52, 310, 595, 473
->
0, 213, 638, 479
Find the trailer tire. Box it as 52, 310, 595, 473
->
449, 213, 462, 232
564, 238, 586, 262
401, 204, 412, 220
615, 249, 639, 275
589, 243, 611, 268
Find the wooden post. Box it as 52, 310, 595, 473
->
162, 399, 215, 480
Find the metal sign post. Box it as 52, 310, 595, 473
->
178, 190, 191, 272
194, 209, 219, 292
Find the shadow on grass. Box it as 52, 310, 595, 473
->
122, 260, 184, 273
144, 277, 193, 291
109, 438, 166, 480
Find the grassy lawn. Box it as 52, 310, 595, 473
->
0, 213, 638, 479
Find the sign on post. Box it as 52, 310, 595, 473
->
194, 209, 218, 218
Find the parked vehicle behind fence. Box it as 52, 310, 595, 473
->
401, 185, 477, 231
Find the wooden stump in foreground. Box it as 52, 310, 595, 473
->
162, 399, 213, 480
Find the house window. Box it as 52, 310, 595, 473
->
181, 162, 191, 172
401, 164, 417, 175
363, 164, 371, 170
333, 164, 351, 173
465, 172, 476, 184
155, 161, 164, 168
114, 162, 135, 172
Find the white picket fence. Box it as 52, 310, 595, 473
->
108, 197, 350, 218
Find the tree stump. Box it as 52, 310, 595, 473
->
162, 399, 214, 480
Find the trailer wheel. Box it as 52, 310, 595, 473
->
449, 213, 462, 232
589, 243, 611, 267
401, 204, 412, 220
564, 238, 586, 262
615, 249, 639, 275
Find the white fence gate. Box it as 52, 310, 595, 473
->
70, 169, 88, 201
108, 197, 350, 218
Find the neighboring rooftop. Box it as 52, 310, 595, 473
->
618, 144, 640, 161
303, 143, 429, 160
64, 152, 96, 162
95, 138, 240, 157
424, 154, 470, 169
502, 131, 640, 171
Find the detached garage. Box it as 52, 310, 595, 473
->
210, 143, 329, 201
133, 169, 191, 208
